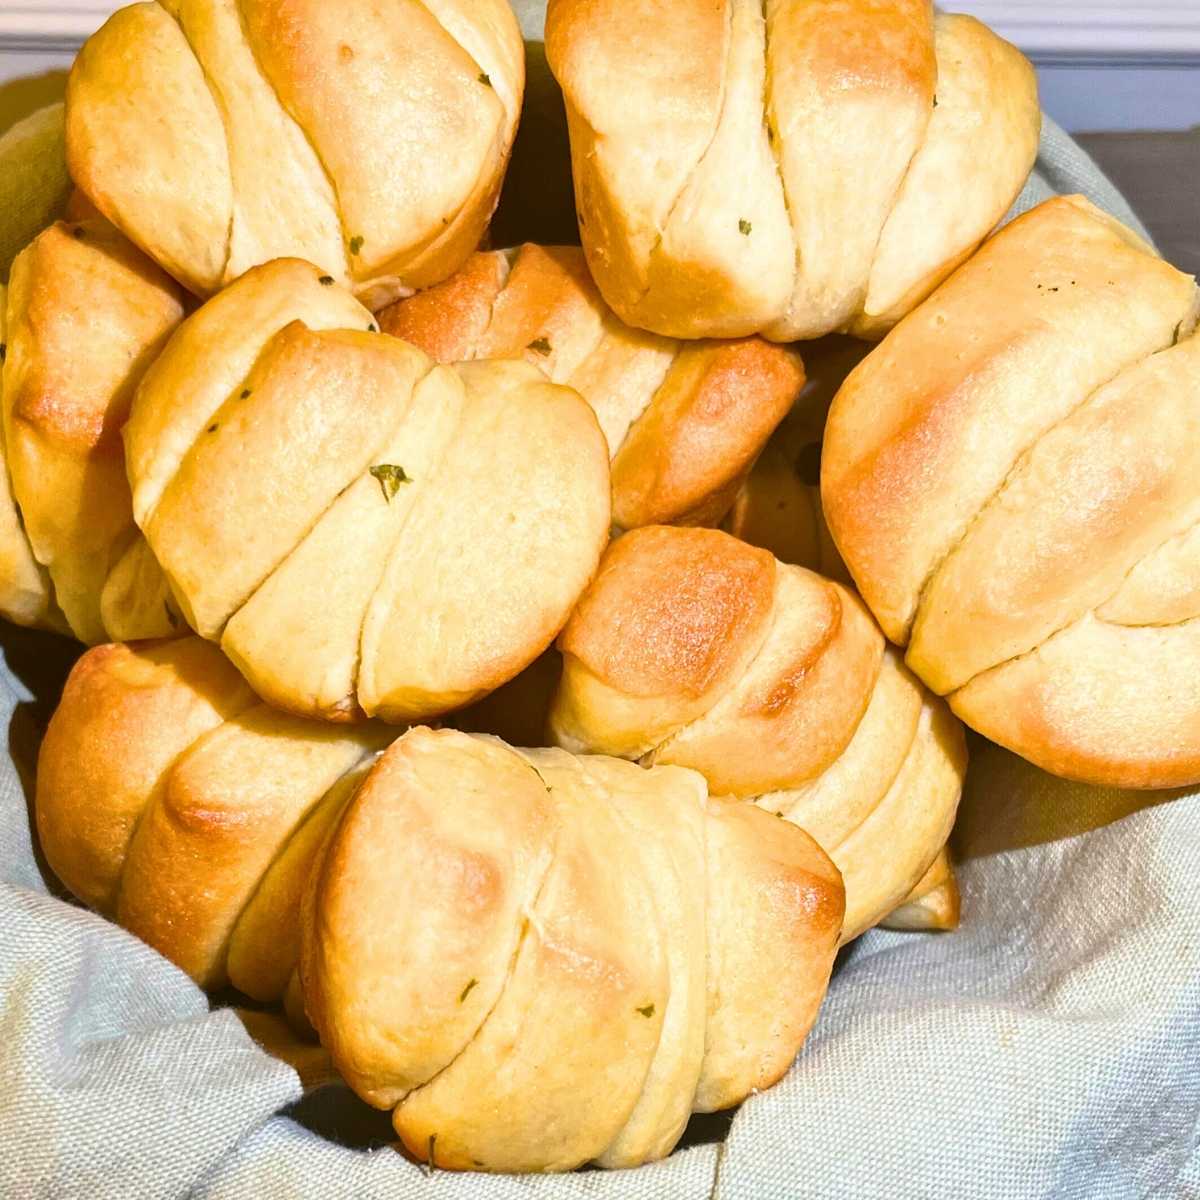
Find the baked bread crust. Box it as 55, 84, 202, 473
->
65, 0, 524, 307
37, 636, 390, 996
823, 195, 1200, 787
0, 217, 184, 642
380, 244, 804, 529
37, 639, 844, 1172
124, 258, 611, 722
550, 525, 965, 940
546, 1, 1039, 340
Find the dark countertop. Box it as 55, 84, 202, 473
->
1079, 129, 1199, 275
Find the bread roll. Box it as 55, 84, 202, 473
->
65, 0, 524, 308
546, 0, 1039, 341
550, 526, 965, 941
36, 638, 389, 997
0, 216, 185, 642
823, 195, 1200, 788
0, 104, 72, 281
380, 244, 805, 528
38, 637, 844, 1172
124, 258, 611, 723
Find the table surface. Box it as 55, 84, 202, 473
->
1078, 129, 1199, 275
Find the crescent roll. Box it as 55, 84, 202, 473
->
823, 195, 1200, 788
550, 525, 966, 940
546, 0, 1039, 340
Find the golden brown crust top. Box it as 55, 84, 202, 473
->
377, 249, 507, 362
552, 526, 888, 795
823, 195, 1200, 787
559, 526, 776, 701
611, 338, 804, 529
66, 0, 523, 302
379, 244, 803, 528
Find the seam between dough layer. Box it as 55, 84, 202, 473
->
233, 0, 351, 277
572, 754, 679, 1161
397, 749, 560, 1107
351, 362, 462, 709
631, 0, 735, 311
220, 744, 379, 988
759, 0, 799, 326
907, 328, 1189, 652
160, 2, 236, 289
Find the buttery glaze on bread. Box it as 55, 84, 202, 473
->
823, 195, 1200, 788
124, 258, 611, 723
546, 0, 1039, 341
0, 213, 184, 642
550, 526, 965, 941
66, 0, 524, 307
38, 638, 844, 1172
380, 244, 805, 528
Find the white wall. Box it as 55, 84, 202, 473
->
955, 0, 1200, 131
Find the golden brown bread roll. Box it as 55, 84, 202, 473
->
718, 338, 961, 932
0, 216, 185, 642
302, 731, 842, 1172
124, 258, 611, 723
39, 637, 844, 1172
65, 0, 524, 308
546, 0, 1039, 341
380, 244, 805, 528
823, 195, 1200, 788
550, 525, 965, 941
36, 638, 388, 997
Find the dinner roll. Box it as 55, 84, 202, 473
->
0, 215, 184, 642
124, 258, 611, 723
38, 639, 844, 1172
546, 0, 1039, 341
550, 526, 966, 941
65, 0, 524, 308
380, 244, 805, 528
823, 195, 1200, 789
304, 728, 842, 1172
36, 637, 389, 997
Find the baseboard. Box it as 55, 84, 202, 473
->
0, 3, 118, 50
954, 1, 1200, 64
